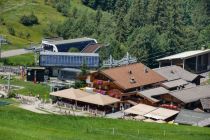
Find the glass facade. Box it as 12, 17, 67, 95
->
39, 53, 99, 68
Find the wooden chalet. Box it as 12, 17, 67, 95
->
88, 63, 167, 103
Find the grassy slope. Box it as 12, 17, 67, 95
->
0, 0, 103, 66
0, 77, 50, 99
0, 0, 66, 50
2, 53, 35, 66
0, 0, 97, 51
0, 104, 210, 140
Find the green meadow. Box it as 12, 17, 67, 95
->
0, 101, 210, 140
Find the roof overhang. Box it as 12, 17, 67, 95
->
157, 49, 210, 61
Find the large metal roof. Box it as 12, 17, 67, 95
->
157, 49, 210, 61
43, 37, 97, 45
40, 51, 99, 57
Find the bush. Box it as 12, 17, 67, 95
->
0, 17, 5, 25
26, 33, 31, 39
71, 80, 86, 89
68, 47, 79, 52
56, 2, 69, 16
7, 26, 15, 36
8, 90, 16, 98
20, 13, 39, 26
18, 32, 24, 38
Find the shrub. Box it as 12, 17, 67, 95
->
26, 33, 31, 39
71, 80, 86, 89
56, 2, 69, 16
18, 32, 24, 38
8, 90, 16, 98
20, 13, 39, 26
68, 47, 79, 52
0, 17, 5, 25
7, 26, 15, 36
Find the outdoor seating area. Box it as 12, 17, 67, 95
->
50, 88, 120, 115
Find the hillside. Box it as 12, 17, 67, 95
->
0, 102, 210, 140
1, 0, 210, 68
0, 0, 95, 51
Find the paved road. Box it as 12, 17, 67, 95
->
106, 111, 124, 119
1, 49, 32, 58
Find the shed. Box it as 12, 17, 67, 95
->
174, 109, 210, 127
26, 67, 46, 82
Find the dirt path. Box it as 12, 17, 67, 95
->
1, 49, 32, 58
19, 104, 49, 114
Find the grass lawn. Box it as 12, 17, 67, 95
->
1, 53, 35, 66
0, 76, 50, 99
0, 104, 210, 140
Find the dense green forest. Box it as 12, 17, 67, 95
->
1, 0, 209, 67
21, 0, 209, 67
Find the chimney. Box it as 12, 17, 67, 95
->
128, 70, 132, 74
129, 77, 136, 83
201, 45, 206, 50
144, 66, 148, 73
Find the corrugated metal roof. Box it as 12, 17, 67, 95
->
153, 65, 199, 82
124, 104, 179, 120
157, 49, 210, 61
124, 104, 157, 116
40, 51, 99, 57
200, 98, 210, 110
174, 109, 210, 126
170, 85, 210, 103
60, 68, 81, 72
137, 87, 169, 103
46, 37, 97, 45
162, 79, 188, 89
81, 43, 102, 53
144, 108, 179, 120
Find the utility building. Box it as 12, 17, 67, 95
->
41, 37, 97, 52
39, 52, 99, 69
157, 49, 210, 73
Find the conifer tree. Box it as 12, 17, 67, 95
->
114, 0, 129, 42
126, 0, 147, 31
